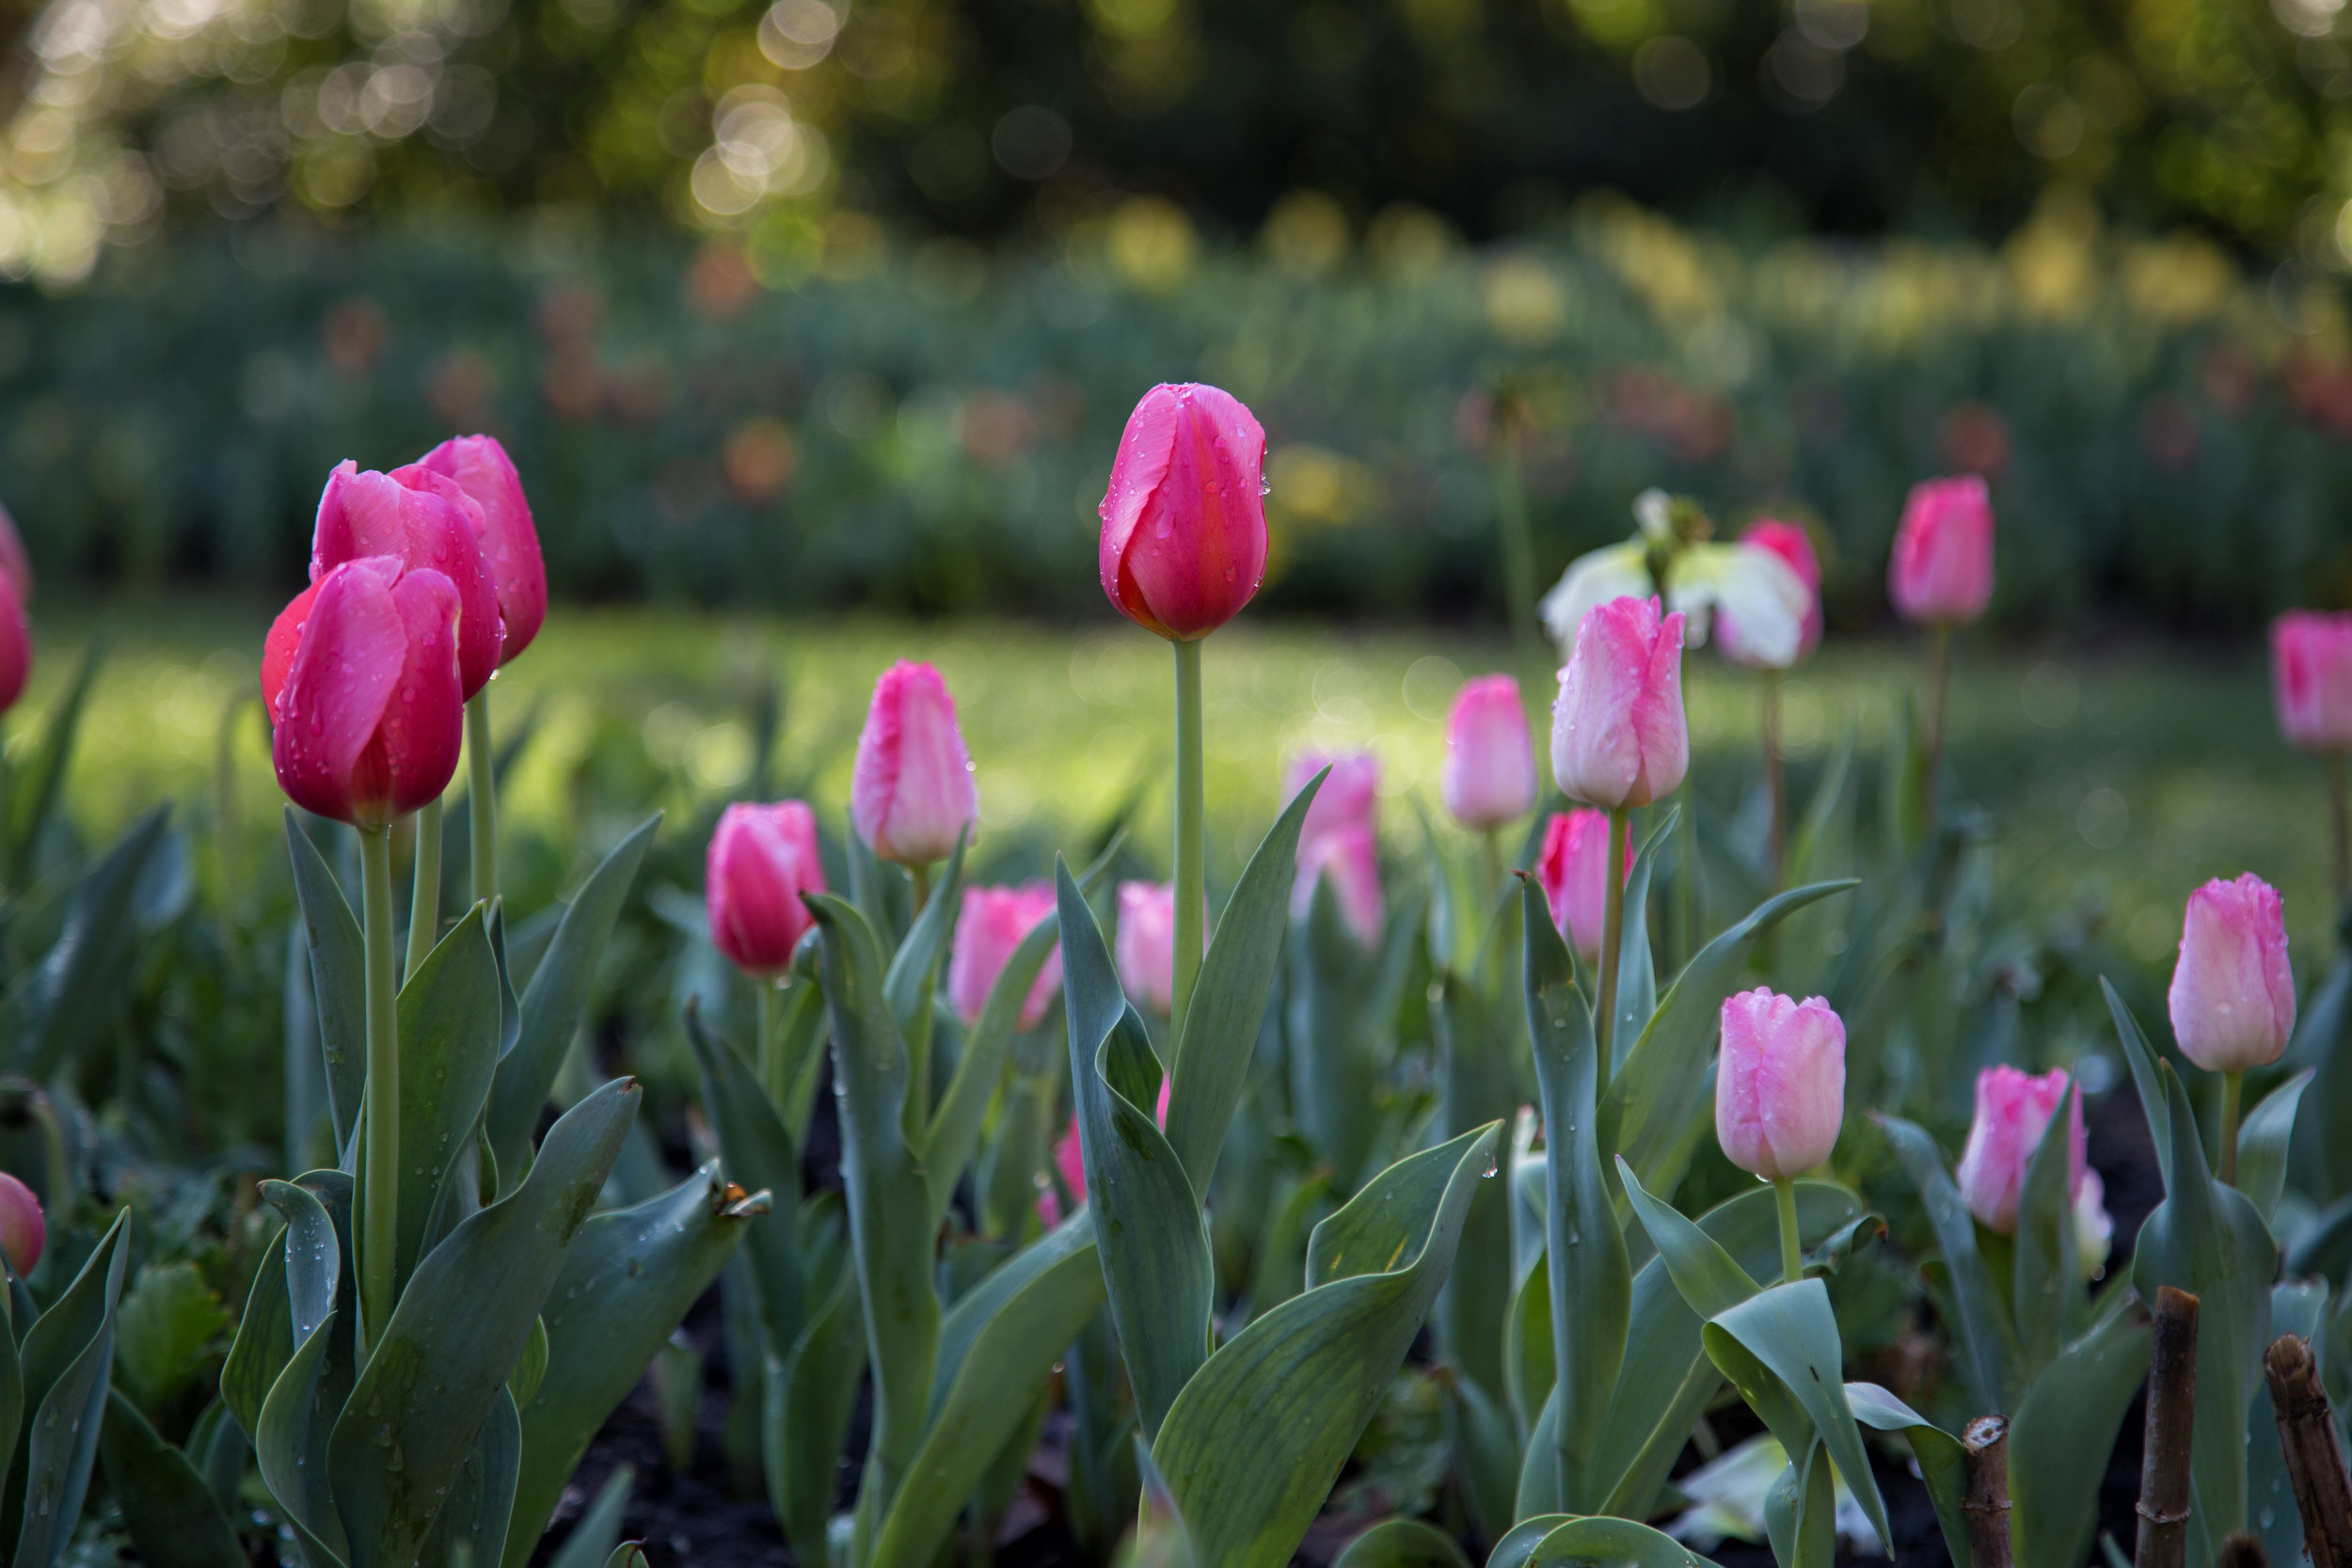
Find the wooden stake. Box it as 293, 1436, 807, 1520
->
1963, 1415, 2013, 1568
2137, 1286, 2201, 1568
2265, 1333, 2352, 1568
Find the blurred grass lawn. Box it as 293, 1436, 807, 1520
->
24, 594, 2322, 976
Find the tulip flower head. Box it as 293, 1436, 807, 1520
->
0, 501, 35, 610
1887, 475, 1994, 626
707, 800, 827, 981
850, 660, 980, 867
2271, 610, 2352, 753
1715, 988, 1845, 1180
312, 460, 503, 698
1116, 880, 1203, 1017
1442, 675, 1538, 830
263, 556, 465, 830
1285, 750, 1380, 853
2169, 873, 2296, 1073
1098, 383, 1268, 641
1717, 519, 1822, 669
417, 435, 547, 666
950, 883, 1061, 1030
1551, 595, 1689, 811
1294, 822, 1385, 948
0, 572, 27, 719
0, 1172, 42, 1275
1535, 809, 1631, 965
1953, 1066, 2085, 1236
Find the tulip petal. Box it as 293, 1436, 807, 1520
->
272, 557, 407, 824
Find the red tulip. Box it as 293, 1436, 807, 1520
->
416, 436, 547, 666
312, 460, 502, 698
0, 1172, 42, 1275
1098, 383, 1268, 641
1887, 475, 1994, 626
850, 660, 980, 866
707, 800, 827, 980
263, 556, 465, 829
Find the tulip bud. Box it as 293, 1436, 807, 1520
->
850, 660, 980, 866
1284, 750, 1380, 854
1535, 809, 1629, 965
1293, 822, 1384, 948
1098, 383, 1268, 641
0, 1172, 42, 1275
2168, 873, 2296, 1073
1715, 987, 1845, 1180
1718, 519, 1822, 668
2270, 610, 2352, 753
1442, 675, 1537, 830
0, 573, 29, 718
950, 883, 1061, 1030
312, 461, 503, 699
1551, 596, 1689, 810
263, 556, 465, 830
1116, 880, 1202, 1018
1887, 475, 1994, 626
417, 435, 547, 666
1953, 1066, 2084, 1236
707, 800, 827, 981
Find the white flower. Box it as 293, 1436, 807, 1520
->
2074, 1168, 2114, 1281
1537, 540, 1651, 651
1669, 542, 1809, 668
1668, 1433, 1882, 1558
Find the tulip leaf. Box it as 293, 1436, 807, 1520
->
1150, 1120, 1502, 1568
7, 1210, 129, 1568
1292, 873, 1391, 1184
768, 1218, 865, 1565
548, 1465, 632, 1568
1433, 971, 1516, 1405
2238, 1069, 2312, 1225
2009, 1301, 2152, 1568
2103, 979, 2171, 1185
1489, 1513, 1717, 1568
1131, 1437, 1200, 1568
1615, 1157, 1760, 1318
1600, 879, 1857, 1191
684, 1005, 804, 1352
503, 1163, 755, 1568
97, 1390, 246, 1568
1332, 1518, 1474, 1568
1610, 806, 1677, 1072
882, 829, 967, 1082
1845, 1381, 1968, 1568
257, 1307, 350, 1568
1502, 1212, 1554, 1436
223, 1169, 351, 1453
14, 805, 170, 1082
1764, 1438, 1837, 1568
389, 904, 500, 1293
2012, 1101, 2080, 1384
286, 810, 367, 1158
417, 1389, 519, 1568
0, 1287, 19, 1491
264, 1177, 343, 1354
7, 640, 98, 886
328, 1077, 638, 1568
485, 815, 658, 1187
1447, 1370, 1520, 1544
1879, 1112, 2018, 1416
1162, 769, 1322, 1190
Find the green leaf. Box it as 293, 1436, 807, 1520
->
485, 816, 658, 1186
1150, 1121, 1502, 1568
2012, 1101, 2080, 1384
1489, 1513, 1718, 1568
286, 811, 367, 1159
602, 1545, 648, 1568
1765, 1438, 1837, 1568
385, 904, 501, 1293
768, 1219, 864, 1566
1878, 1113, 2017, 1415
265, 1176, 343, 1354
2009, 1304, 2151, 1568
684, 1005, 803, 1352
97, 1390, 245, 1568
1446, 1370, 1519, 1544
256, 1306, 351, 1568
1433, 972, 1516, 1405
2238, 1069, 2312, 1225
0, 1285, 19, 1492
328, 1077, 639, 1568
2103, 978, 2171, 1186
507, 1317, 547, 1407
113, 1261, 231, 1414
548, 1465, 633, 1568
882, 828, 968, 1079
1333, 1518, 1473, 1568
1125, 1438, 1199, 1568
1609, 806, 1677, 1071
1846, 1381, 1968, 1568
503, 1163, 755, 1568
416, 1389, 519, 1568
9, 1211, 130, 1568
8, 641, 98, 885
12, 806, 170, 1080
1615, 1158, 1761, 1318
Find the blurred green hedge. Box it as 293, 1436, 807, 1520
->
9, 193, 2352, 630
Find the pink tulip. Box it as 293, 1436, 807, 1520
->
1293, 821, 1384, 947
850, 660, 980, 866
1953, 1066, 2085, 1235
1887, 475, 1994, 626
707, 800, 827, 981
0, 502, 34, 608
262, 556, 464, 829
1535, 809, 1630, 965
1442, 675, 1538, 830
1550, 595, 1688, 810
0, 574, 28, 718
1039, 1080, 1172, 1226
2169, 873, 2296, 1073
0, 1172, 42, 1275
311, 460, 502, 699
2074, 1169, 2114, 1279
1097, 383, 1268, 641
1117, 880, 1203, 1017
1719, 519, 1822, 667
2270, 611, 2352, 752
1715, 987, 1846, 1180
950, 883, 1061, 1030
1285, 751, 1380, 853
417, 435, 547, 666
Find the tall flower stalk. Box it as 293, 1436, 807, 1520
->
1887, 475, 1994, 830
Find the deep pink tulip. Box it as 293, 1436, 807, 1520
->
262, 556, 464, 829
0, 574, 28, 717
2271, 611, 2352, 752
1720, 519, 1822, 667
417, 435, 547, 666
2169, 874, 2296, 1073
1117, 880, 1201, 1017
1285, 750, 1380, 854
1953, 1066, 2084, 1235
1535, 809, 1630, 965
0, 1172, 42, 1275
1887, 475, 1994, 626
1715, 987, 1845, 1180
850, 660, 980, 866
707, 800, 827, 981
1551, 596, 1688, 811
1097, 383, 1268, 641
1443, 675, 1538, 831
1293, 821, 1384, 947
0, 502, 33, 608
312, 460, 502, 699
950, 883, 1061, 1030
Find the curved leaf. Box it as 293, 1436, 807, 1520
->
1490, 1513, 1716, 1568
14, 806, 170, 1080
1845, 1381, 1966, 1568
98, 1390, 245, 1568
684, 1004, 803, 1351
2009, 1303, 2151, 1568
389, 904, 500, 1291
2012, 1101, 2081, 1382
286, 810, 366, 1157
882, 829, 968, 1080
1878, 1112, 2017, 1416
8, 1208, 129, 1568
418, 1389, 519, 1568
768, 1225, 864, 1565
2239, 1069, 2312, 1225
1432, 970, 1515, 1404
1334, 1518, 1473, 1568
1610, 806, 1677, 1070
548, 1465, 632, 1568
256, 1306, 350, 1568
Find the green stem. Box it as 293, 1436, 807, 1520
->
467, 691, 498, 908
1773, 1176, 1803, 1286
1923, 624, 1951, 831
756, 980, 786, 1108
1761, 670, 1785, 895
405, 798, 441, 981
1596, 807, 1629, 1069
909, 863, 931, 920
2220, 1069, 2243, 1187
358, 824, 400, 1361
1172, 637, 1205, 1048
1480, 827, 1503, 907
2329, 752, 2349, 909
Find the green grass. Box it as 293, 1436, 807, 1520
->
19, 594, 2325, 978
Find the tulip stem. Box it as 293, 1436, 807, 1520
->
2329, 752, 2349, 908
358, 823, 399, 1363
1171, 637, 1205, 1046
2220, 1069, 2243, 1187
1923, 625, 1951, 830
1596, 807, 1629, 1069
466, 692, 498, 908
1480, 828, 1503, 908
1761, 670, 1785, 895
1773, 1176, 1803, 1286
756, 980, 785, 1108
910, 863, 931, 919
405, 799, 441, 981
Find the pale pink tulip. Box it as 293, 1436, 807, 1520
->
1442, 675, 1537, 830
2169, 874, 2296, 1073
1953, 1066, 2085, 1235
1116, 881, 1202, 1017
950, 883, 1061, 1030
1715, 987, 1845, 1180
1550, 595, 1688, 810
1293, 822, 1385, 947
850, 661, 980, 866
1284, 750, 1379, 854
